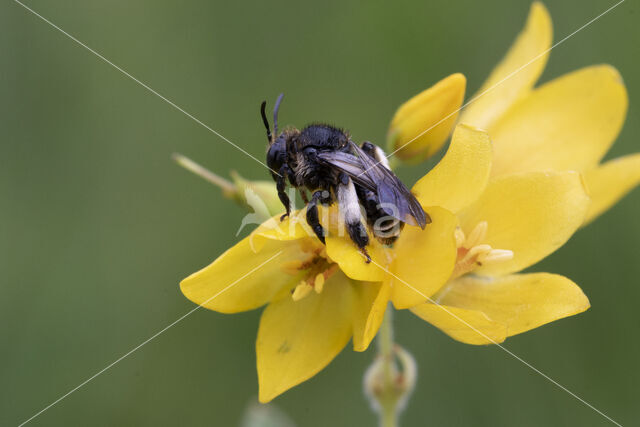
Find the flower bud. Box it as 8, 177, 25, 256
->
388, 73, 466, 163
173, 153, 283, 216
363, 344, 417, 417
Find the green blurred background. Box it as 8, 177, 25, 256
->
1, 0, 638, 425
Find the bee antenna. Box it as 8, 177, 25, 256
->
260, 100, 272, 143
273, 93, 284, 136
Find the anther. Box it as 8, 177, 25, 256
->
477, 249, 514, 264
461, 244, 492, 264
464, 221, 488, 249
292, 282, 313, 301
454, 227, 466, 248
314, 273, 325, 293
281, 260, 304, 275
452, 221, 513, 278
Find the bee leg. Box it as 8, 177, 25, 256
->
359, 247, 372, 263
277, 164, 292, 221
337, 173, 370, 262
307, 190, 326, 244
347, 222, 371, 263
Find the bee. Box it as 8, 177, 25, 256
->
261, 94, 430, 262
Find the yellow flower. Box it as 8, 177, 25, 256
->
180, 127, 496, 402
180, 204, 457, 402
382, 2, 636, 343
180, 118, 593, 400
458, 2, 637, 224
404, 124, 591, 344
179, 2, 616, 401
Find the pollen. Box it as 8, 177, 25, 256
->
284, 243, 338, 301
452, 222, 513, 279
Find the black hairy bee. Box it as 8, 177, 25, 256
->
261, 94, 430, 262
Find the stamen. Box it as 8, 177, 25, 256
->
283, 242, 337, 301
292, 282, 313, 301
314, 273, 325, 293
454, 227, 466, 248
464, 221, 487, 249
477, 249, 514, 264
460, 244, 492, 264
451, 221, 513, 279
281, 260, 305, 275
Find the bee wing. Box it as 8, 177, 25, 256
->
315, 151, 378, 192
349, 142, 429, 228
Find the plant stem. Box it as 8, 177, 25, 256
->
378, 304, 398, 427
172, 153, 236, 194
380, 404, 397, 427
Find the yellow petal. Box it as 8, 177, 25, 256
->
460, 2, 552, 129
388, 73, 466, 161
325, 234, 388, 282
257, 272, 354, 402
389, 207, 458, 309
433, 273, 590, 338
583, 154, 640, 224
489, 65, 628, 177
249, 210, 311, 252
412, 124, 492, 214
180, 236, 302, 313
352, 281, 391, 352
410, 303, 507, 345
459, 171, 590, 276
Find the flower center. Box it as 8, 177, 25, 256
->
280, 242, 338, 301
451, 221, 513, 279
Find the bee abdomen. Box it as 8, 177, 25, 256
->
372, 219, 403, 245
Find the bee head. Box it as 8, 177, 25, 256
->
260, 93, 285, 145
